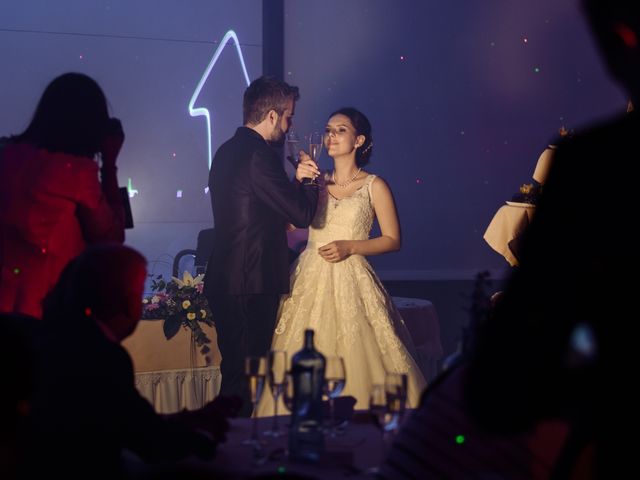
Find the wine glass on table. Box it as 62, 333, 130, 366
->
303, 131, 323, 186
243, 356, 267, 447
264, 350, 287, 437
282, 371, 294, 413
323, 356, 346, 437
366, 384, 399, 474
384, 372, 408, 430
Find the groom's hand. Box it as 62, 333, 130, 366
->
318, 240, 353, 263
295, 152, 320, 183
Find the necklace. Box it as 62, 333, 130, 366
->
332, 168, 362, 188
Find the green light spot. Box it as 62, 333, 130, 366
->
277, 466, 287, 474
455, 434, 465, 444
13, 268, 20, 274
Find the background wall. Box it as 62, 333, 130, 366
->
283, 0, 624, 280
0, 0, 262, 279
0, 0, 625, 284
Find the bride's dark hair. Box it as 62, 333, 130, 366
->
329, 107, 373, 167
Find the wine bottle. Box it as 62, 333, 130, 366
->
288, 329, 326, 462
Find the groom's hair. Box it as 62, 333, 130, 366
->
243, 76, 299, 126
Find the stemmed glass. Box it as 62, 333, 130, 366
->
243, 356, 267, 447
285, 130, 300, 169
264, 350, 287, 437
323, 356, 346, 437
384, 372, 408, 429
282, 371, 294, 413
365, 384, 401, 475
303, 131, 323, 185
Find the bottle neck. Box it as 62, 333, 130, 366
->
304, 330, 314, 350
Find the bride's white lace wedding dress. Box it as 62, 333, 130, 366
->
257, 175, 426, 416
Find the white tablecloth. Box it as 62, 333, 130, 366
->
124, 296, 442, 413
122, 320, 221, 413
392, 296, 443, 382
484, 203, 536, 266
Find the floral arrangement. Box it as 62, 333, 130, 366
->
512, 182, 543, 204
142, 271, 214, 358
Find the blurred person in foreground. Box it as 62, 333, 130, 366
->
27, 244, 239, 479
465, 1, 640, 477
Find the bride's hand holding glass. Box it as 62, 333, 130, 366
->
295, 151, 320, 184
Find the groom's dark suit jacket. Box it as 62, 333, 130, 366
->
204, 127, 318, 296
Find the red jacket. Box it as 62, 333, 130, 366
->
0, 142, 124, 318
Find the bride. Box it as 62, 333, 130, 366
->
257, 107, 426, 415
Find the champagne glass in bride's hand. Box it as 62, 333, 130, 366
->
243, 356, 267, 447
303, 131, 323, 185
264, 350, 287, 437
323, 356, 346, 437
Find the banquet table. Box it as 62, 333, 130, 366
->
483, 202, 536, 266
121, 320, 221, 413
123, 296, 442, 413
134, 413, 389, 478
391, 296, 443, 382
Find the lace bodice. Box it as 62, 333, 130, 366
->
308, 174, 376, 246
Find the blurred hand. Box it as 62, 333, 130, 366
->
100, 117, 125, 168
295, 151, 320, 183
318, 240, 353, 263
183, 395, 242, 443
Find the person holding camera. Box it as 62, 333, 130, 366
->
0, 72, 125, 319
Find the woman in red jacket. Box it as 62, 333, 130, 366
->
0, 72, 125, 319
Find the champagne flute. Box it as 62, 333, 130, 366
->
304, 131, 323, 186
264, 350, 287, 437
323, 356, 346, 437
243, 356, 267, 447
282, 371, 294, 412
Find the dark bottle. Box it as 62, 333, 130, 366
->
288, 329, 326, 462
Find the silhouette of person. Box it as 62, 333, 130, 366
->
203, 76, 319, 416
27, 244, 239, 479
0, 313, 38, 479
0, 72, 125, 319
465, 1, 640, 476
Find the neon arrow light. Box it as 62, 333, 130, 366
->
188, 30, 251, 170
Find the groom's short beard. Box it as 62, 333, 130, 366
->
270, 125, 286, 147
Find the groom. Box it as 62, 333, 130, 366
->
204, 76, 319, 416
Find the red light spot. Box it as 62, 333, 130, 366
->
416, 178, 422, 184
41, 247, 47, 254
615, 23, 638, 48
400, 55, 405, 61
84, 307, 92, 317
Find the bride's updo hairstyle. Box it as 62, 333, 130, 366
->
329, 107, 373, 168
